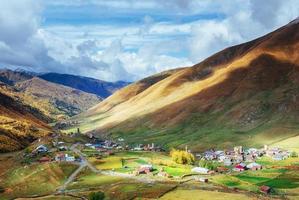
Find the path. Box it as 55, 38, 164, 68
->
56, 144, 102, 193
70, 144, 99, 173
57, 162, 86, 193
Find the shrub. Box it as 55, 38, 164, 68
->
170, 149, 195, 165
88, 191, 105, 200
198, 160, 220, 170
290, 151, 298, 158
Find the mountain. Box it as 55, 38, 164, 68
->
38, 73, 130, 98
0, 70, 131, 120
15, 77, 101, 120
0, 69, 34, 85
0, 82, 51, 152
68, 19, 299, 151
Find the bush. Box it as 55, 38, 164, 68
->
198, 160, 220, 170
0, 186, 5, 193
290, 151, 298, 158
88, 191, 105, 200
170, 149, 195, 165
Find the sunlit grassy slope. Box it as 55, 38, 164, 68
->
0, 162, 78, 199
68, 20, 299, 151
15, 77, 101, 120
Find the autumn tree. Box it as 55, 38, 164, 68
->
170, 149, 195, 165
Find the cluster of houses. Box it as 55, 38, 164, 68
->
133, 143, 165, 152
84, 139, 124, 151
83, 139, 165, 153
31, 142, 79, 163
191, 145, 292, 176
199, 145, 290, 166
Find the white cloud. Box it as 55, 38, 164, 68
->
0, 0, 298, 82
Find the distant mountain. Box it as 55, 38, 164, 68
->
69, 18, 299, 151
38, 73, 130, 98
0, 69, 130, 120
0, 69, 34, 85
15, 77, 101, 120
0, 82, 51, 152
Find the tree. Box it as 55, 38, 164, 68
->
198, 160, 220, 170
88, 191, 105, 200
170, 149, 195, 165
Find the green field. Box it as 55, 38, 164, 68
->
87, 151, 192, 177
67, 168, 177, 200
210, 157, 299, 198
160, 189, 254, 200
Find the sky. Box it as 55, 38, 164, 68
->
0, 0, 298, 82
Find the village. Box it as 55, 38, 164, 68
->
22, 131, 298, 196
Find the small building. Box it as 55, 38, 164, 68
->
35, 145, 48, 153
133, 147, 143, 151
191, 167, 210, 174
55, 153, 65, 161
39, 156, 51, 163
247, 162, 262, 170
65, 154, 75, 162
223, 158, 233, 166
260, 185, 271, 194
137, 164, 153, 175
199, 177, 208, 183
233, 163, 246, 172
216, 166, 229, 173
85, 143, 93, 147
234, 146, 243, 154
58, 146, 67, 151
273, 154, 284, 161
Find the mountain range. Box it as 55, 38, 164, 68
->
0, 70, 129, 152
67, 19, 299, 151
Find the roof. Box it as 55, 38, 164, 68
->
140, 164, 153, 169
39, 157, 50, 161
247, 162, 261, 168
260, 185, 271, 191
235, 165, 245, 169
191, 167, 209, 173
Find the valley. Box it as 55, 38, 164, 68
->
1, 12, 299, 200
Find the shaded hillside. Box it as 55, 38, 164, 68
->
38, 73, 130, 98
68, 19, 299, 151
15, 77, 102, 120
0, 82, 51, 152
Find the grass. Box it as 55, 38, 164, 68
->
89, 156, 123, 170
68, 168, 177, 200
1, 162, 78, 199
68, 172, 124, 190
211, 156, 299, 197
87, 151, 193, 177
163, 166, 191, 177
160, 189, 254, 200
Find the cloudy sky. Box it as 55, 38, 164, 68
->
0, 0, 298, 81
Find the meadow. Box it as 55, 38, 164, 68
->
87, 151, 192, 177
0, 162, 78, 200
210, 156, 299, 198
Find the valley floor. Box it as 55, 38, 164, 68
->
1, 135, 299, 200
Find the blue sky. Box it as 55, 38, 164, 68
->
0, 0, 298, 81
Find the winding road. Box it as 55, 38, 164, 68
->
56, 144, 100, 193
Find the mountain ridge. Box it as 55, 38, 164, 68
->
67, 19, 299, 151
